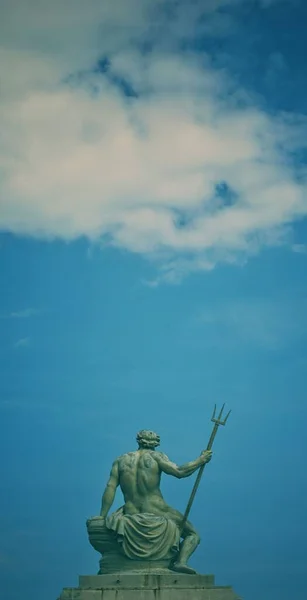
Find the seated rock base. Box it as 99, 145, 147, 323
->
98, 554, 173, 574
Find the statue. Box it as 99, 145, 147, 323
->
87, 429, 212, 575
59, 406, 242, 599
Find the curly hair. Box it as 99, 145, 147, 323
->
136, 429, 160, 449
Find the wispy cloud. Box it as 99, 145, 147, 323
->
7, 308, 42, 319
292, 243, 307, 254
14, 337, 30, 349
198, 296, 307, 349
0, 0, 304, 281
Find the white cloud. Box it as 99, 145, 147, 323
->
0, 0, 305, 280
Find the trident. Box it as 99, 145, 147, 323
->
180, 404, 231, 534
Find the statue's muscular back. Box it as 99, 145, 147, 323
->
117, 449, 165, 515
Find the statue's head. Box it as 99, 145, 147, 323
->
136, 429, 160, 449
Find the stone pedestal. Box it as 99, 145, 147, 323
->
58, 573, 242, 599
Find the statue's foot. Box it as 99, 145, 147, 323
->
171, 562, 197, 575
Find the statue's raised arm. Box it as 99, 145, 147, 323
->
155, 450, 212, 479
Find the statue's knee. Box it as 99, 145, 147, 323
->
186, 531, 200, 545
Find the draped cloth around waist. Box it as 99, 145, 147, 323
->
106, 507, 180, 560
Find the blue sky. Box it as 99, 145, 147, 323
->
0, 1, 307, 600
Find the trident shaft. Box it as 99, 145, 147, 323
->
179, 404, 231, 535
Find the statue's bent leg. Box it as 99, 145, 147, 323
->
172, 519, 201, 575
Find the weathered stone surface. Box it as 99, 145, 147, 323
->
58, 587, 240, 599
59, 591, 239, 599
57, 573, 242, 600
98, 555, 173, 575
79, 573, 216, 588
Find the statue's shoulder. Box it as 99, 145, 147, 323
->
154, 451, 169, 462
116, 451, 137, 465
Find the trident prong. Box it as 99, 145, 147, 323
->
211, 403, 231, 426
